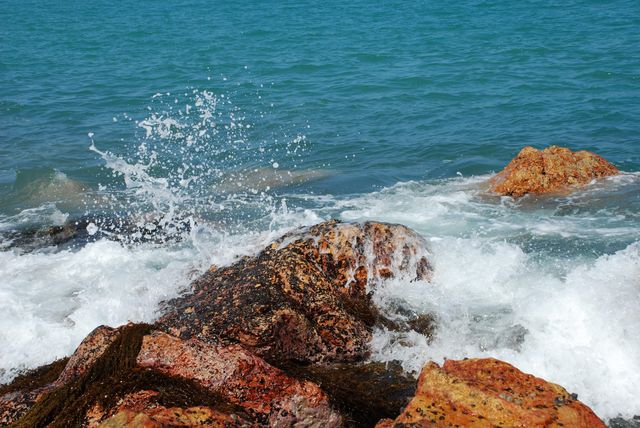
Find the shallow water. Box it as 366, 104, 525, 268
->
1, 0, 640, 421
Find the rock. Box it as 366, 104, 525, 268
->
158, 220, 432, 365
0, 358, 69, 425
136, 330, 341, 427
4, 324, 341, 427
91, 390, 253, 427
0, 326, 119, 425
283, 361, 416, 427
54, 325, 121, 386
609, 415, 640, 428
97, 406, 251, 428
490, 145, 619, 197
2, 220, 433, 426
1, 214, 192, 253
376, 358, 606, 428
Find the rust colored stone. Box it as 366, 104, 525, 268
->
54, 325, 120, 386
92, 390, 253, 427
2, 324, 341, 427
158, 220, 432, 364
98, 407, 251, 428
490, 145, 618, 197
0, 325, 125, 425
136, 331, 342, 427
376, 358, 605, 428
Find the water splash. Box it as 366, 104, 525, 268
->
85, 88, 316, 243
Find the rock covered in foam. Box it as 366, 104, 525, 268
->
158, 220, 432, 364
376, 358, 605, 428
490, 145, 618, 197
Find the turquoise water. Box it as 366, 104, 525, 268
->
1, 0, 640, 421
2, 0, 639, 201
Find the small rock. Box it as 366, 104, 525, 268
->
489, 145, 618, 197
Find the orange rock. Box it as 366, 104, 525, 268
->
93, 389, 252, 427
376, 358, 605, 428
490, 146, 618, 197
54, 325, 120, 386
98, 406, 250, 428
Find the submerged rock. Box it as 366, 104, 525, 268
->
377, 358, 606, 428
490, 145, 618, 197
609, 415, 640, 428
1, 214, 192, 253
158, 220, 432, 364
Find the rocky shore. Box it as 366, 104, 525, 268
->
0, 146, 627, 427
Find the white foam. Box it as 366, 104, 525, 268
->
0, 239, 192, 381
284, 175, 639, 420
370, 238, 640, 420
0, 204, 325, 383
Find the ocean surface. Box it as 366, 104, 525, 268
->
1, 0, 639, 421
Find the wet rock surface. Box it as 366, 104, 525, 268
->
97, 405, 252, 428
376, 358, 606, 428
1, 324, 341, 427
490, 145, 619, 197
136, 330, 341, 427
158, 220, 432, 365
0, 359, 69, 426
283, 361, 416, 428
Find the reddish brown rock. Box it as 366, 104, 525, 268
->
136, 331, 341, 427
490, 145, 619, 197
158, 220, 432, 364
54, 325, 120, 386
0, 358, 68, 426
97, 407, 250, 428
376, 358, 606, 428
0, 325, 126, 425
3, 324, 340, 427
93, 390, 252, 428
2, 220, 433, 427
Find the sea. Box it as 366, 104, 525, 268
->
1, 0, 639, 421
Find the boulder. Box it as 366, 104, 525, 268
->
490, 146, 618, 197
376, 358, 606, 428
0, 359, 68, 426
3, 324, 341, 427
136, 330, 341, 427
158, 220, 432, 364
